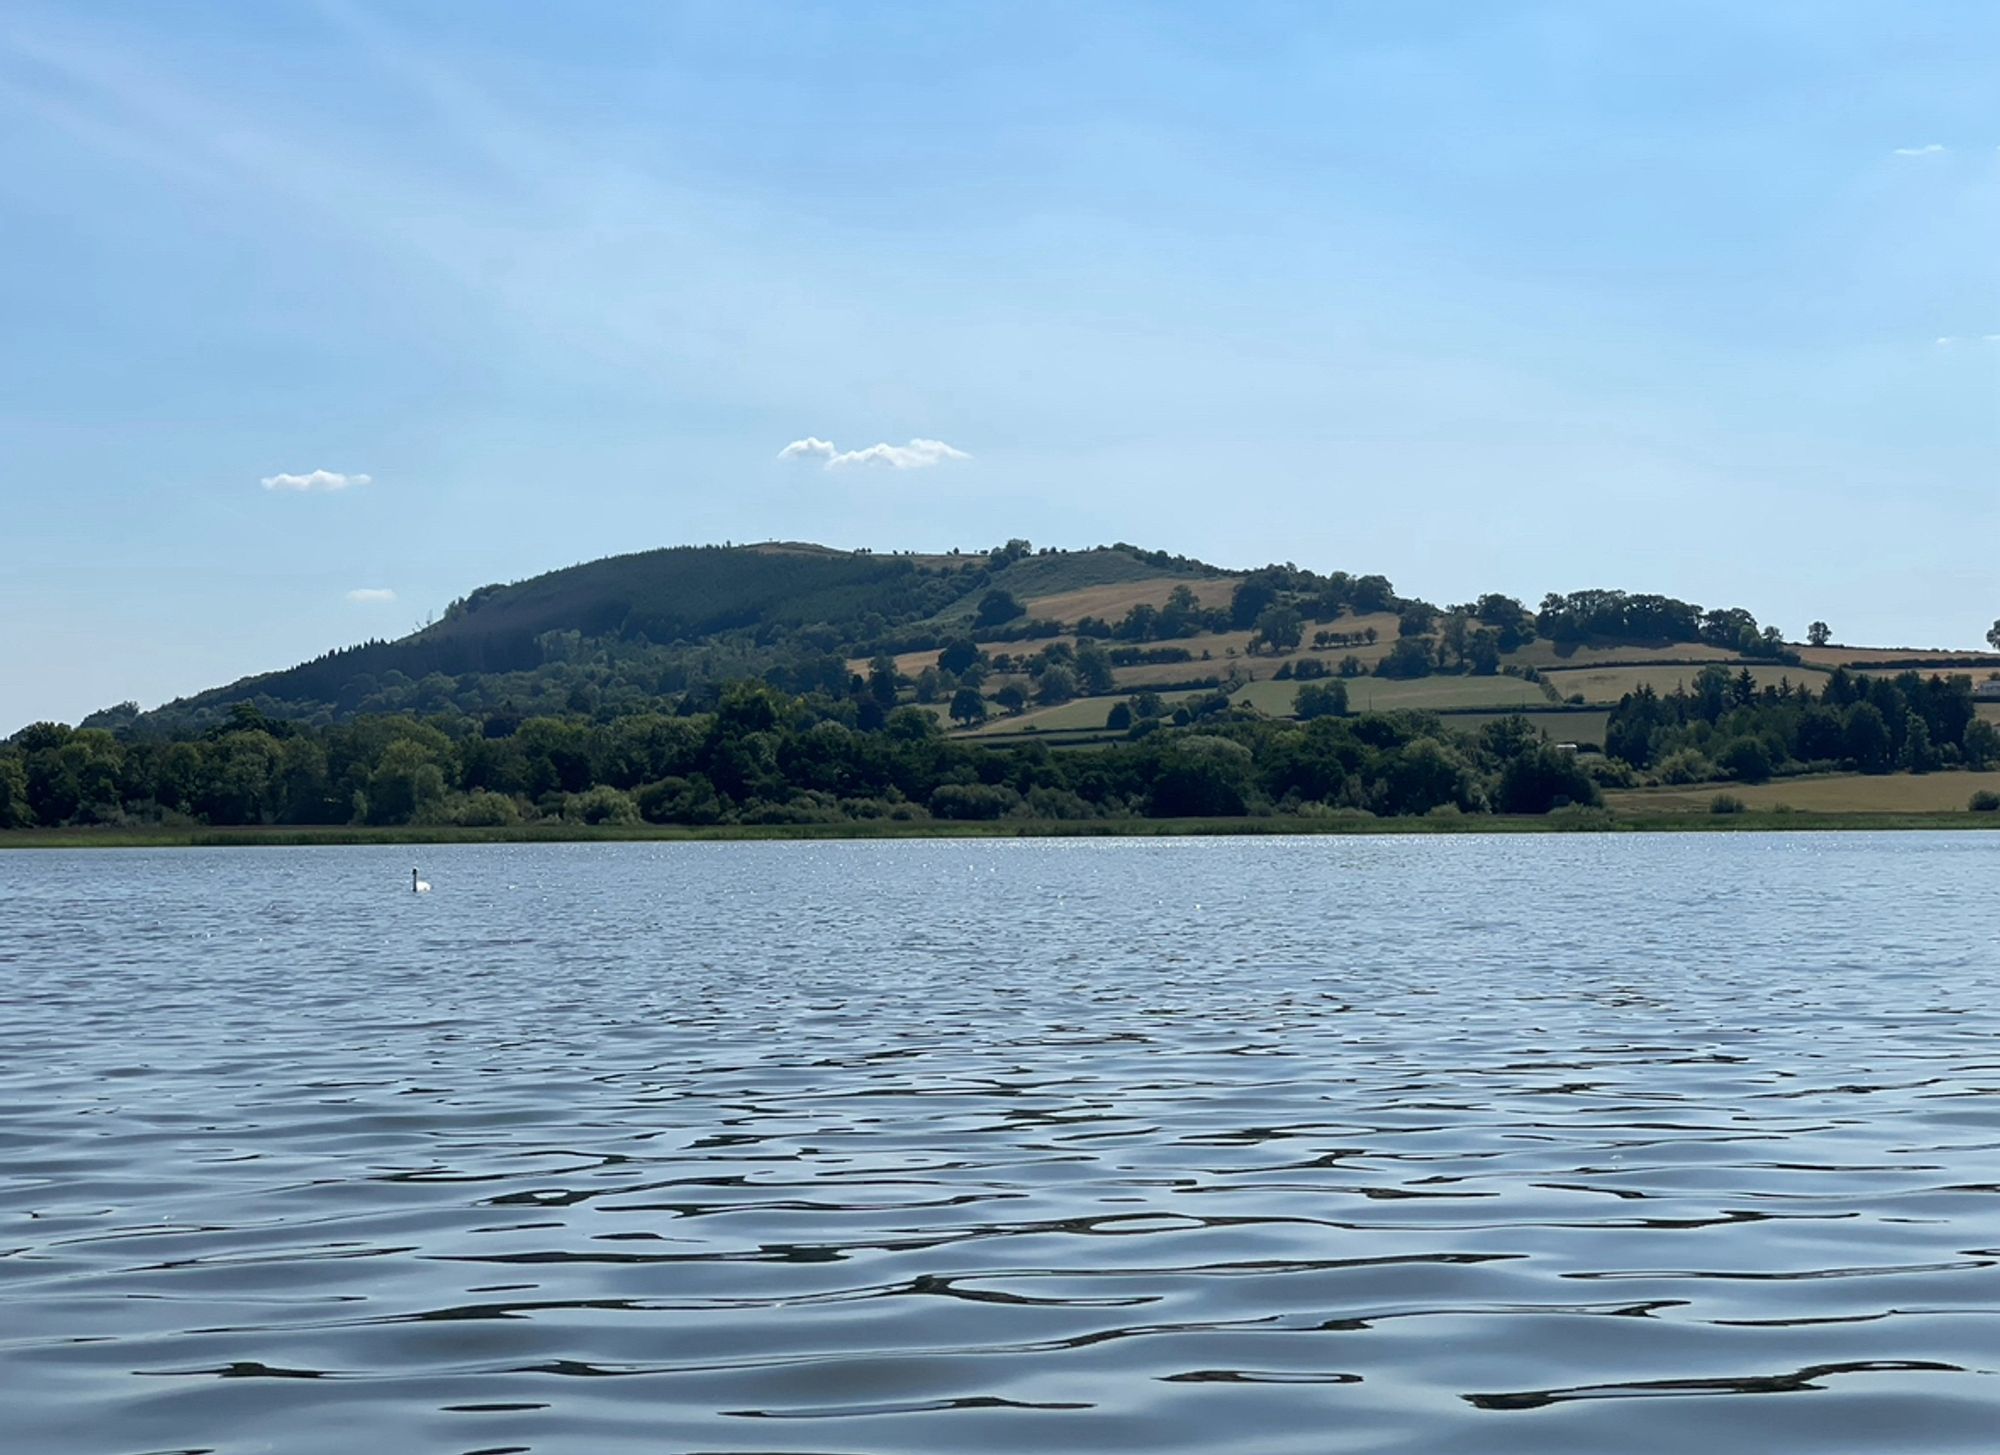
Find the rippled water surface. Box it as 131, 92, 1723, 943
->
4, 834, 2000, 1453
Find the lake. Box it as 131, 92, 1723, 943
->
3, 835, 1998, 1452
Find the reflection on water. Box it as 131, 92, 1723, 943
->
2, 834, 1998, 1453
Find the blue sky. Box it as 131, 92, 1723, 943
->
2, 1, 1995, 730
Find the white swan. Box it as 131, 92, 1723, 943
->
412, 868, 432, 894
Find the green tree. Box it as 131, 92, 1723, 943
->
1963, 717, 2000, 770
0, 753, 31, 828
937, 638, 981, 675
1465, 629, 1502, 675
566, 785, 641, 825
868, 655, 901, 708
1229, 574, 1282, 630
1158, 584, 1200, 637
995, 683, 1028, 714
1715, 736, 1774, 783
1075, 645, 1116, 695
1844, 702, 1893, 773
1988, 620, 2000, 652
949, 686, 988, 726
1036, 664, 1079, 705
365, 738, 448, 824
975, 590, 1026, 629
1438, 612, 1469, 668
1293, 680, 1350, 720
1377, 737, 1481, 815
1899, 716, 1937, 773
1148, 735, 1255, 817
1494, 745, 1601, 814
1375, 637, 1434, 679
1808, 621, 1831, 647
1252, 604, 1304, 655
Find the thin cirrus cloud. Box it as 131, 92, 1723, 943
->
777, 437, 971, 471
1892, 143, 1946, 156
1933, 335, 2000, 346
261, 469, 372, 492
345, 587, 396, 604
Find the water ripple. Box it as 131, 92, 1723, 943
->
3, 834, 2000, 1452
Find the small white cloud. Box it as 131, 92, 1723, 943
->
1936, 336, 1958, 346
1892, 143, 1946, 157
345, 587, 396, 604
778, 436, 971, 470
261, 469, 372, 493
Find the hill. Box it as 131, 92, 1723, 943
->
62, 537, 2000, 743
98, 540, 1233, 734
15, 536, 2000, 837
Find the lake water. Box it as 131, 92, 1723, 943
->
3, 834, 1998, 1453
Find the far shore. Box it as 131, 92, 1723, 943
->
5, 810, 2000, 849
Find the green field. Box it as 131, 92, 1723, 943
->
1609, 770, 2000, 816
1502, 639, 1744, 669
1249, 674, 1554, 715
1438, 709, 1613, 746
964, 691, 1205, 736
1542, 662, 1828, 704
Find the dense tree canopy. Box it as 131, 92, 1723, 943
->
2, 689, 1619, 831
1603, 666, 1982, 782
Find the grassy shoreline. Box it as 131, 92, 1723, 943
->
5, 810, 1999, 848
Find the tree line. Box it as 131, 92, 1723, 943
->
1603, 666, 1998, 782
1, 689, 1603, 831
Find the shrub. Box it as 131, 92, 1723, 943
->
739, 791, 844, 825
1546, 803, 1616, 830
1709, 793, 1746, 815
565, 785, 640, 826
1657, 749, 1717, 785
1584, 756, 1639, 789
455, 790, 520, 827
1715, 736, 1774, 783
929, 783, 1021, 820
1970, 790, 2000, 813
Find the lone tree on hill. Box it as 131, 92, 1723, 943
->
1988, 619, 2000, 652
1808, 621, 1831, 647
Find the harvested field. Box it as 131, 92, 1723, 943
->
963, 691, 1204, 737
1023, 577, 1239, 626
